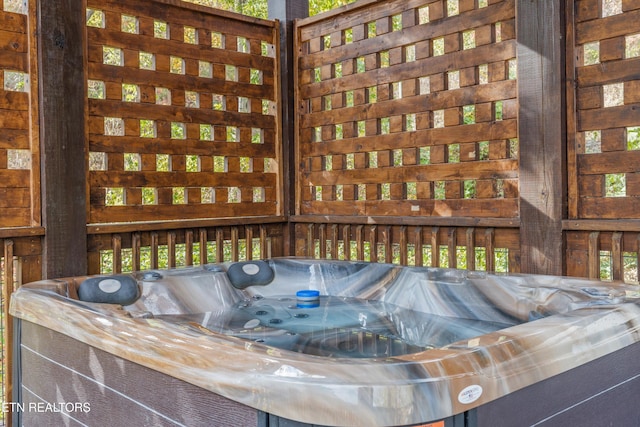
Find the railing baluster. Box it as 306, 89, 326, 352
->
369, 226, 378, 263
383, 226, 392, 264
185, 230, 194, 266
588, 231, 600, 280
150, 232, 159, 269
466, 228, 475, 271
431, 227, 440, 267
245, 226, 254, 260
132, 232, 141, 271
447, 228, 457, 269
355, 225, 364, 261
215, 228, 224, 262
612, 232, 623, 281
485, 228, 495, 272
259, 225, 268, 259
399, 226, 407, 266
3, 239, 14, 423
343, 225, 351, 261
413, 227, 423, 267
306, 223, 314, 258
199, 229, 208, 265
231, 227, 239, 262
330, 224, 339, 259
167, 232, 177, 268
318, 224, 327, 259
112, 234, 122, 273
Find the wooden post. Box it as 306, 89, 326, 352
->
37, 0, 88, 278
268, 0, 309, 256
517, 0, 566, 275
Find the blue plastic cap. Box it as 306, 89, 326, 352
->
297, 302, 320, 309
296, 290, 320, 300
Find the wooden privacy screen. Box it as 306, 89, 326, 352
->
0, 1, 39, 228
571, 0, 640, 219
295, 0, 518, 219
86, 0, 281, 224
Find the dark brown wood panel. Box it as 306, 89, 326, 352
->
0, 5, 39, 232
295, 0, 518, 223
85, 0, 281, 224
570, 0, 640, 222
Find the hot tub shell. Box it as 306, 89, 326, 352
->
9, 258, 640, 426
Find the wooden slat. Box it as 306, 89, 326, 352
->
185, 230, 194, 266
588, 231, 600, 279
231, 226, 239, 261
430, 227, 440, 267
318, 223, 327, 258
368, 226, 378, 263
199, 228, 208, 264
611, 232, 623, 281
245, 226, 253, 260
150, 232, 159, 269
447, 228, 457, 269
485, 228, 495, 272
466, 227, 475, 270
3, 239, 14, 421
355, 225, 364, 261
112, 234, 122, 273
167, 231, 176, 268
215, 228, 224, 262
330, 224, 339, 259
304, 223, 314, 257
413, 226, 423, 267
566, 0, 579, 220
399, 226, 407, 266
132, 232, 141, 271
343, 224, 351, 261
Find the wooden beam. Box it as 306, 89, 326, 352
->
517, 0, 566, 275
268, 0, 309, 256
37, 0, 87, 278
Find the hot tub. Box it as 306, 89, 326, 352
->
9, 258, 640, 426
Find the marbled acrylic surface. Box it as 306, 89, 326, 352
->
11, 259, 640, 426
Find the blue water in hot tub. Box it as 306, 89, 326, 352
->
158, 295, 515, 358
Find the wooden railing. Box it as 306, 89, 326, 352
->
88, 220, 286, 274
293, 219, 521, 272
565, 223, 640, 284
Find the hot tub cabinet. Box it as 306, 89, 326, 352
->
10, 259, 640, 426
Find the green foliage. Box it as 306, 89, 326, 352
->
182, 0, 357, 18
605, 173, 626, 197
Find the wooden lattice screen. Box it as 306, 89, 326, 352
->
295, 0, 518, 219
565, 0, 640, 282
0, 0, 39, 228
571, 0, 640, 219
86, 0, 281, 224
